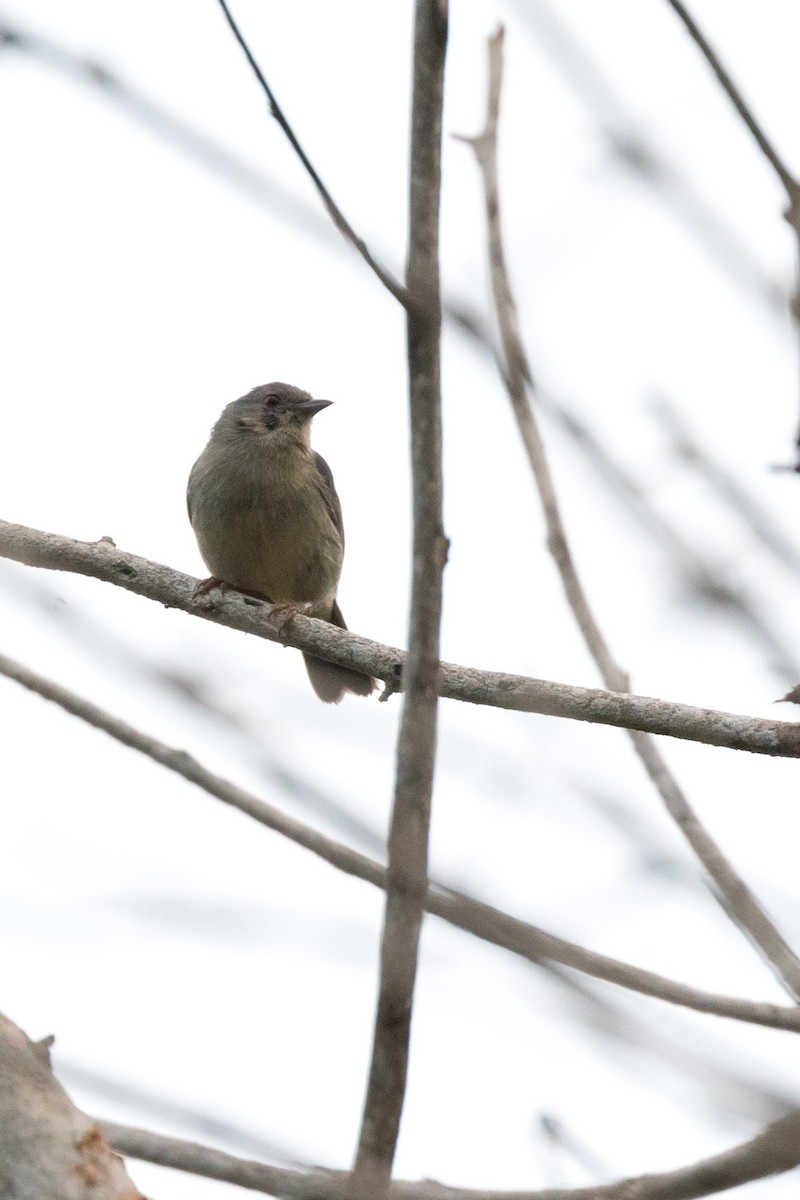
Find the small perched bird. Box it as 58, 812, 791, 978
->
187, 382, 375, 703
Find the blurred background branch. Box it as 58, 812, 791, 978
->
663, 0, 800, 465
3, 650, 799, 1036
506, 0, 790, 319
462, 25, 800, 1002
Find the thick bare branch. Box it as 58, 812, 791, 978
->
3, 651, 799, 1034
460, 27, 800, 1001
0, 1013, 145, 1200
105, 1109, 800, 1199
352, 3, 449, 1194
3, 520, 800, 755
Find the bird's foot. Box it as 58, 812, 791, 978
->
192, 576, 231, 608
270, 600, 313, 632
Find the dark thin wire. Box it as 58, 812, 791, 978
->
215, 0, 410, 309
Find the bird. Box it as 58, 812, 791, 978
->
187, 382, 375, 703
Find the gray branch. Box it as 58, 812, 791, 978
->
2, 651, 799, 1034
214, 0, 409, 309
2, 519, 800, 756
352, 3, 449, 1195
663, 0, 800, 465
104, 1108, 800, 1199
0, 1005, 795, 1200
665, 0, 798, 202
458, 26, 800, 1002
0, 1013, 146, 1199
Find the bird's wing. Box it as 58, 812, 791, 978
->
312, 451, 345, 545
186, 462, 198, 524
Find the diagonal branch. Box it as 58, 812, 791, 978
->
104, 1108, 800, 1199
352, 3, 449, 1195
509, 0, 788, 318
214, 0, 410, 309
664, 0, 799, 203
4, 519, 800, 756
651, 395, 800, 575
3, 651, 799, 1034
1, 15, 491, 351
539, 387, 800, 685
459, 27, 800, 1002
662, 1, 800, 465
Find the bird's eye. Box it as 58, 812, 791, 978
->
265, 396, 279, 408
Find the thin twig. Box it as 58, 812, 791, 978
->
663, 0, 800, 464
4, 12, 790, 334
2, 651, 799, 1034
103, 1108, 800, 1199
651, 394, 800, 575
214, 0, 410, 309
55, 1057, 305, 1167
538, 388, 800, 686
539, 1116, 613, 1187
665, 0, 799, 203
10, 5, 800, 480
459, 28, 800, 1002
4, 520, 800, 755
1, 16, 498, 352
352, 3, 448, 1194
0, 16, 332, 242
508, 0, 788, 318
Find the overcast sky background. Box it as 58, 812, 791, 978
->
2, 1, 800, 1196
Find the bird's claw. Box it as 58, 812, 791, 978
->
192, 576, 230, 609
270, 600, 313, 632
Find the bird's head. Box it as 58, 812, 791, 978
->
213, 382, 333, 447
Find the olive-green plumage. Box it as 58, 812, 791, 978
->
187, 382, 375, 703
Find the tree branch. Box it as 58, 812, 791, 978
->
3, 519, 800, 755
664, 0, 799, 203
662, 1, 800, 467
459, 27, 800, 1002
104, 1121, 328, 1198
3, 651, 799, 1035
104, 1108, 800, 1199
1, 14, 496, 358
509, 0, 788, 318
651, 396, 800, 576
0, 1013, 146, 1199
352, 3, 448, 1194
539, 386, 800, 686
214, 0, 409, 309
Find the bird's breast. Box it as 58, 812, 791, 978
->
189, 443, 343, 614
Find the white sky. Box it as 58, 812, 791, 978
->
2, 1, 800, 1196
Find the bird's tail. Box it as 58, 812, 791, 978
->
303, 600, 376, 703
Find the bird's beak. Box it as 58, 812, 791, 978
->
298, 398, 333, 417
